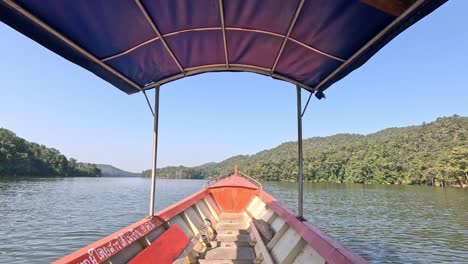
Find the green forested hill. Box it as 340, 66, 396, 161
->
0, 128, 101, 177
144, 116, 467, 187
94, 164, 141, 177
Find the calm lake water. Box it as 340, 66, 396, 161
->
0, 178, 467, 264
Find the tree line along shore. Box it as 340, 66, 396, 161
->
143, 116, 467, 188
0, 129, 101, 177
1, 116, 466, 186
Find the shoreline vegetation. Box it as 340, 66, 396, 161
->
1, 116, 466, 187
143, 116, 467, 188
0, 129, 101, 177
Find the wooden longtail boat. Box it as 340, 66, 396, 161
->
0, 0, 447, 263
54, 169, 366, 264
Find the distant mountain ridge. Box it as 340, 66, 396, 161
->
143, 115, 468, 187
94, 164, 141, 177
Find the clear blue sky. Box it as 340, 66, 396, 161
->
0, 1, 466, 173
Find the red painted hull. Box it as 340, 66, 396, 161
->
54, 175, 367, 264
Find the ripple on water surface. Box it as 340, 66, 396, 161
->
0, 178, 467, 263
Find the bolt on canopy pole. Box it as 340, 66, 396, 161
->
149, 86, 160, 216
296, 85, 304, 220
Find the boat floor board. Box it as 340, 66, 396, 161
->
204, 247, 255, 260
198, 260, 254, 264
219, 213, 246, 220
211, 241, 252, 248
216, 223, 249, 230
199, 213, 256, 263
53, 176, 368, 264
218, 219, 245, 224
215, 234, 251, 242
216, 229, 249, 235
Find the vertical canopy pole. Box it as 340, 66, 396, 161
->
219, 0, 229, 67
296, 85, 304, 220
149, 86, 160, 216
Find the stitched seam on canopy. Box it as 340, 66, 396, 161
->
271, 0, 305, 74
134, 0, 185, 75
102, 36, 160, 62
226, 27, 284, 38
164, 27, 221, 38
288, 38, 345, 62
101, 27, 345, 63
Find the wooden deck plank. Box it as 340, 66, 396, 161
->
198, 260, 254, 264
204, 247, 255, 260
204, 195, 222, 221
218, 219, 245, 225
220, 213, 246, 220
196, 200, 218, 225
217, 229, 249, 235
249, 220, 274, 264
267, 220, 288, 250
215, 234, 251, 243
211, 241, 252, 248
216, 222, 249, 230
271, 227, 305, 264
198, 211, 259, 264
168, 215, 194, 238
183, 207, 204, 235
291, 245, 326, 264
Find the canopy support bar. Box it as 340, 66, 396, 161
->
271, 0, 305, 73
219, 0, 229, 67
100, 27, 344, 63
135, 0, 185, 75
149, 86, 160, 216
142, 90, 155, 117
296, 85, 304, 220
301, 91, 313, 117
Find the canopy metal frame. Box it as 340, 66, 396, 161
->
149, 86, 160, 216
271, 0, 305, 73
219, 0, 229, 68
100, 27, 345, 64
296, 85, 304, 220
1, 0, 434, 96
313, 0, 426, 92
143, 63, 318, 92
0, 0, 444, 219
1, 0, 144, 92
146, 84, 307, 219
135, 0, 185, 75
142, 90, 155, 117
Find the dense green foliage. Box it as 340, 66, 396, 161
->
143, 116, 467, 187
0, 128, 101, 177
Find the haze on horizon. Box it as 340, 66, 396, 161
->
0, 1, 467, 173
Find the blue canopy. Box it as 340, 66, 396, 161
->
0, 0, 446, 98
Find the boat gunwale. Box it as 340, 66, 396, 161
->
157, 188, 209, 221
257, 190, 368, 264
54, 176, 367, 264
207, 178, 260, 190
53, 188, 210, 264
